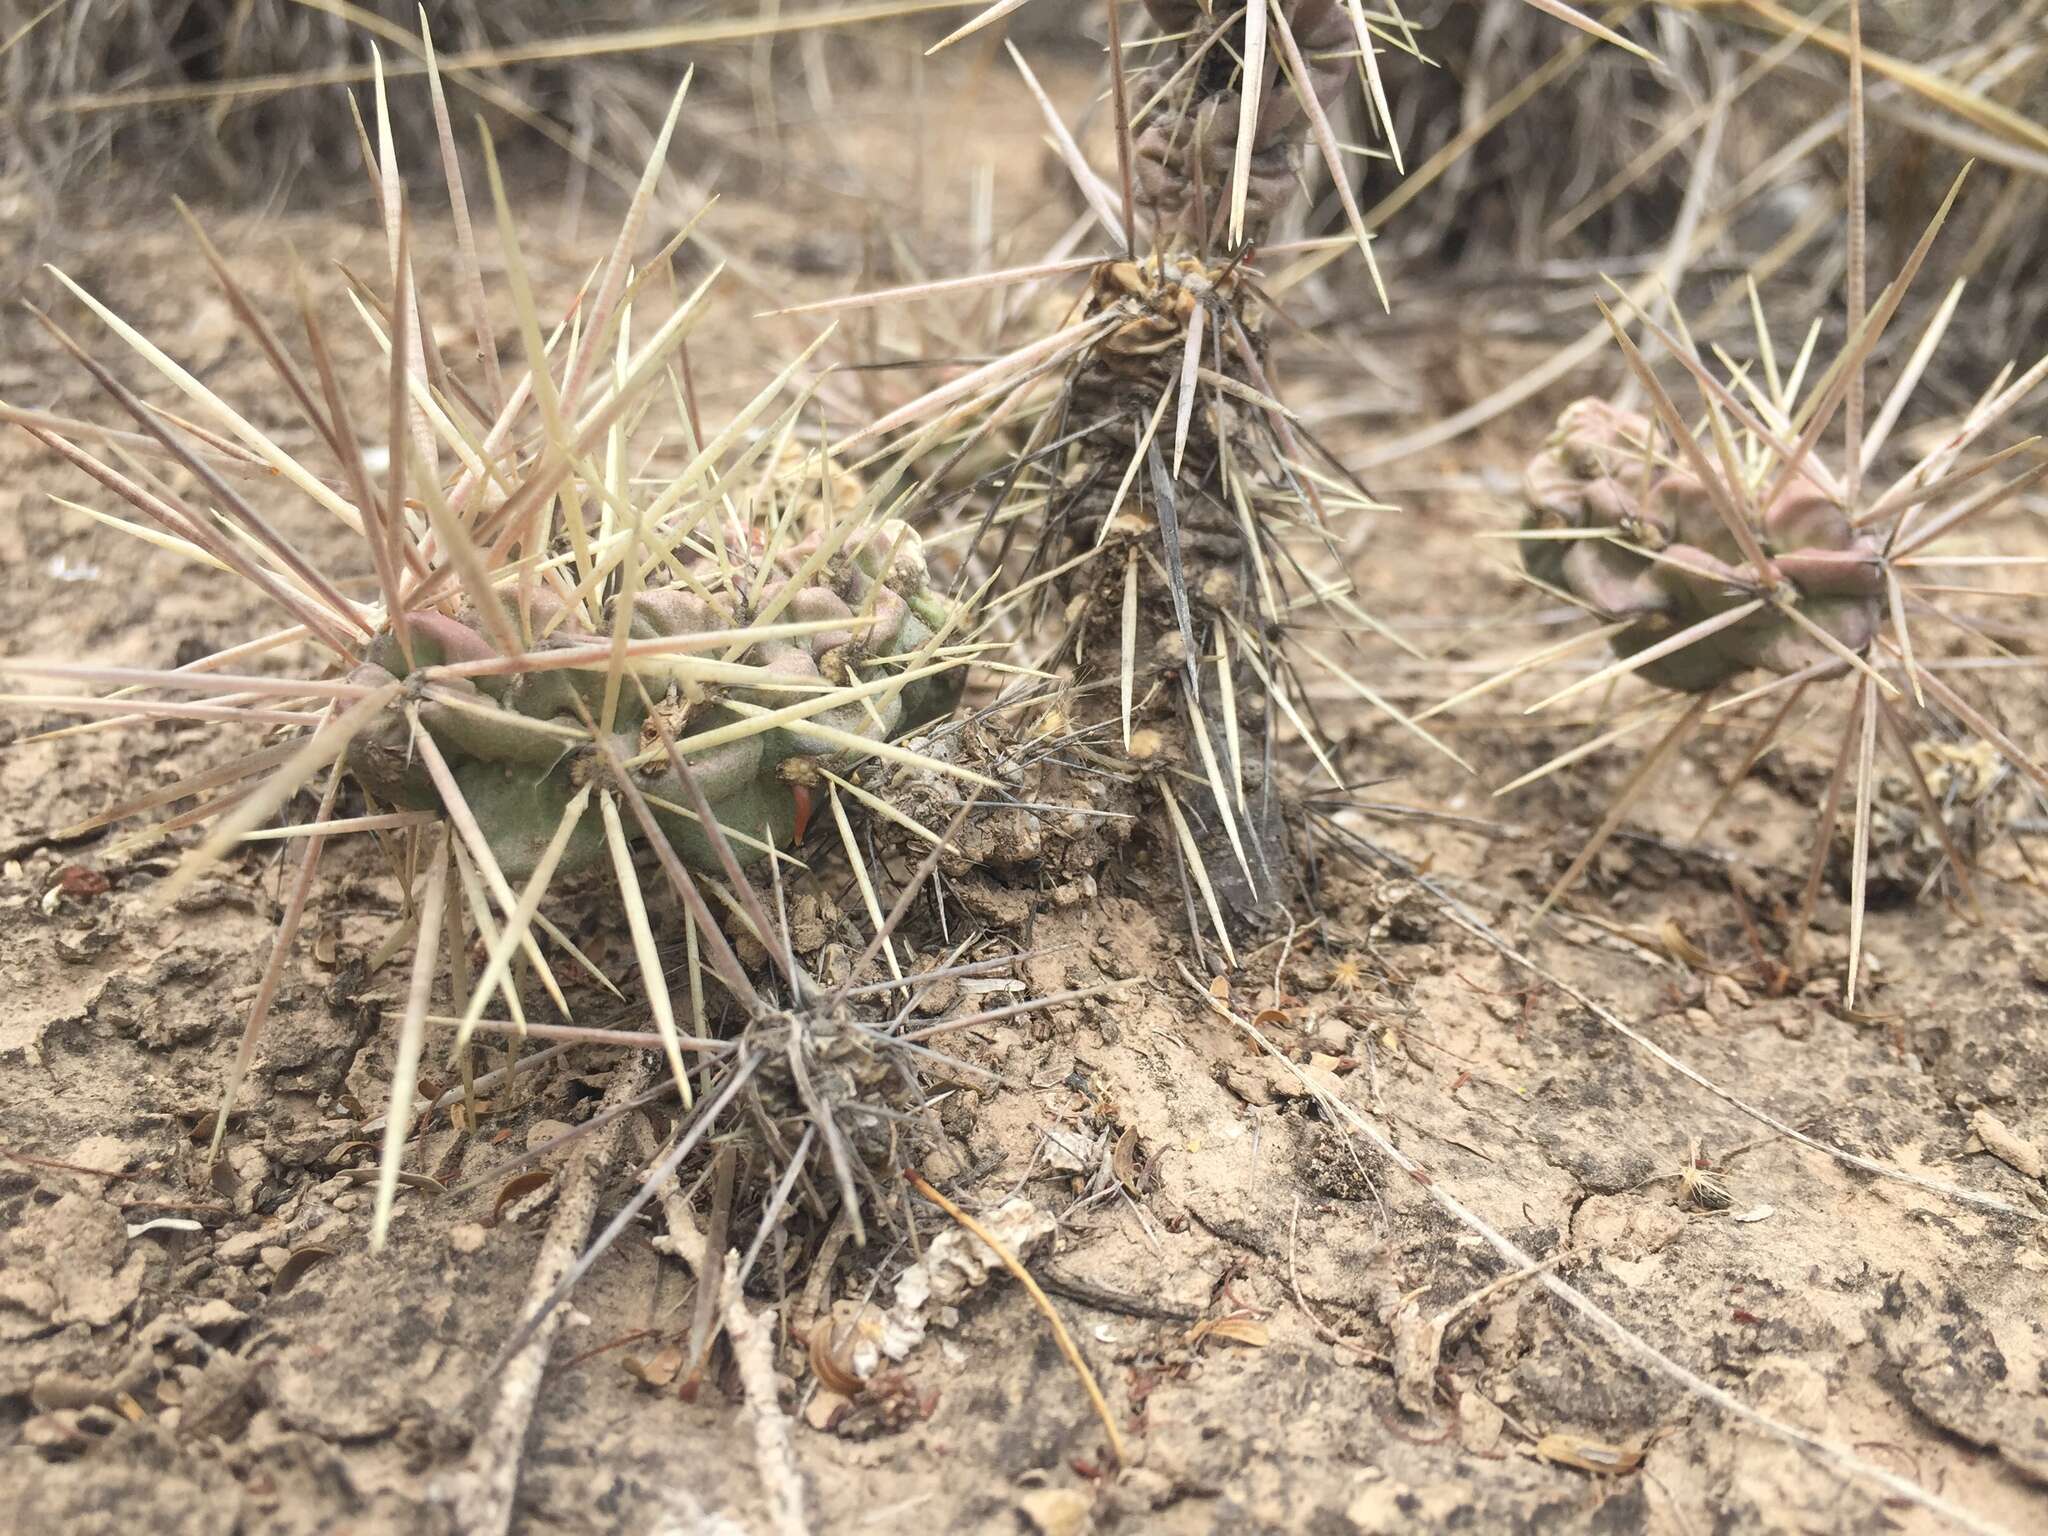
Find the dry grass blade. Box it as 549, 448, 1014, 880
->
371, 833, 450, 1250
597, 793, 697, 1106
1172, 299, 1206, 480
906, 1169, 1126, 1466
24, 2, 993, 119
1724, 0, 2048, 155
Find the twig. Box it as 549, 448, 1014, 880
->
1033, 1265, 1203, 1324
633, 1111, 709, 1277
721, 1258, 811, 1536
451, 1055, 653, 1536
904, 1169, 1126, 1466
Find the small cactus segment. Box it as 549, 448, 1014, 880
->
1523, 398, 1882, 693
344, 519, 961, 879
1133, 0, 1350, 249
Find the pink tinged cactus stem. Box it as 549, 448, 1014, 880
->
1521, 398, 1884, 696
341, 521, 963, 881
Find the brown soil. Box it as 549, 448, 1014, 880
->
3, 39, 2046, 1536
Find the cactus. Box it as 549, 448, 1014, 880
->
837, 0, 1456, 968
342, 518, 961, 880
1523, 397, 1883, 692
1459, 216, 2048, 1001
1130, 1, 1352, 252
0, 44, 1017, 1273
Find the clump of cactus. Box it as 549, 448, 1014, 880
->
1449, 180, 2048, 999
1522, 396, 1883, 692
833, 0, 1491, 967
344, 517, 960, 880
0, 46, 1025, 1285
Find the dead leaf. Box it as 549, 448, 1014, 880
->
809, 1323, 866, 1395
623, 1344, 683, 1388
271, 1246, 333, 1296
447, 1098, 493, 1132
1967, 1108, 2044, 1180
125, 1216, 203, 1238
1110, 1126, 1141, 1193
186, 1111, 243, 1146
1533, 1432, 1644, 1474
492, 1169, 554, 1225
1657, 918, 1713, 971
341, 1167, 445, 1194
1188, 1316, 1269, 1349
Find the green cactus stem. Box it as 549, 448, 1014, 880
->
343, 519, 962, 880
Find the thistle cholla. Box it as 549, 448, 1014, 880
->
1023, 0, 1359, 937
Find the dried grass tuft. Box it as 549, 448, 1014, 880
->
0, 0, 974, 202
1363, 1, 2045, 348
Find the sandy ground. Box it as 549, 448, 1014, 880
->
3, 37, 2047, 1536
